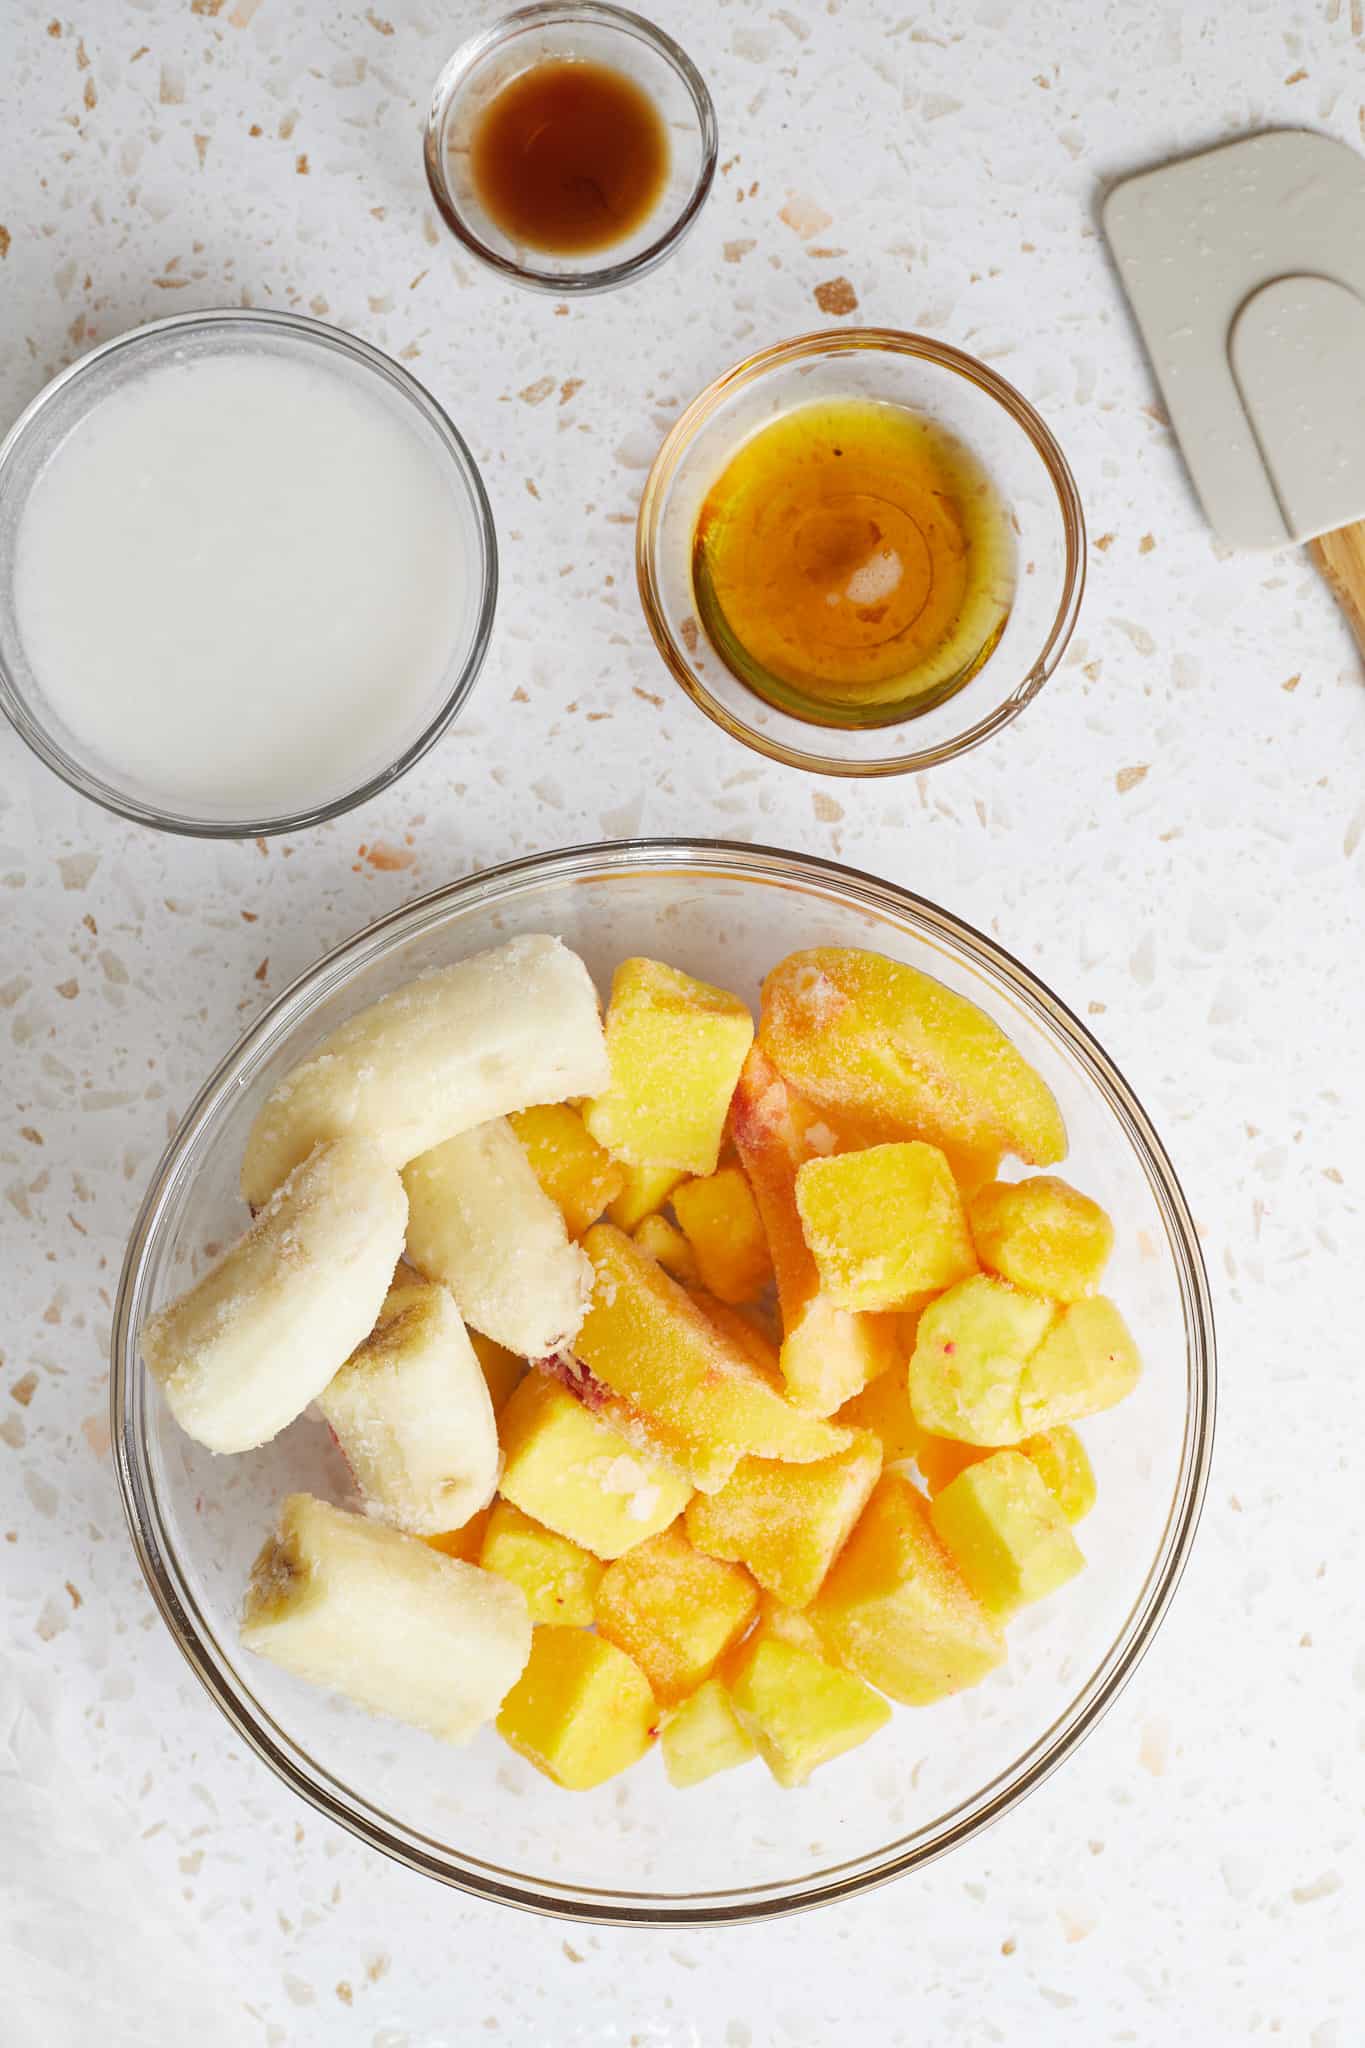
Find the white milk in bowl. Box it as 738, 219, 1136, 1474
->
4, 324, 489, 827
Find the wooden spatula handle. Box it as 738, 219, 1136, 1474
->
1310, 521, 1365, 660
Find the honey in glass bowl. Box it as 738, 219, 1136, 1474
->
691, 398, 1015, 729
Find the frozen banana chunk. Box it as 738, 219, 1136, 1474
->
241, 1493, 530, 1743
403, 1118, 591, 1358
317, 1275, 499, 1535
241, 934, 610, 1208
142, 1139, 406, 1455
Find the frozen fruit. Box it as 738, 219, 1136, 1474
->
1018, 1296, 1142, 1431
241, 1493, 530, 1742
594, 1524, 758, 1705
241, 933, 610, 1207
672, 1166, 774, 1305
759, 947, 1067, 1170
908, 1274, 1056, 1445
811, 1473, 1004, 1705
661, 1677, 756, 1788
607, 1160, 689, 1232
574, 1225, 851, 1491
583, 957, 755, 1174
836, 1367, 924, 1467
794, 1141, 977, 1311
469, 1328, 525, 1417
497, 1372, 691, 1559
426, 1505, 492, 1563
1019, 1426, 1096, 1523
317, 1274, 497, 1535
752, 1595, 825, 1657
508, 1102, 625, 1237
731, 1047, 903, 1415
726, 1633, 890, 1788
914, 1434, 988, 1494
497, 1626, 656, 1791
632, 1211, 700, 1287
929, 1450, 1084, 1620
968, 1175, 1113, 1301
142, 1138, 407, 1456
479, 1498, 603, 1625
685, 1431, 882, 1610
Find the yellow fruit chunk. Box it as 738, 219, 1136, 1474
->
583, 958, 755, 1175
811, 1473, 1004, 1705
794, 1142, 977, 1311
673, 1166, 774, 1305
508, 1103, 625, 1237
478, 1499, 604, 1625
632, 1212, 700, 1286
751, 1595, 826, 1656
731, 1047, 903, 1415
607, 1161, 688, 1232
929, 1450, 1084, 1620
1018, 1297, 1141, 1431
726, 1634, 890, 1787
661, 1677, 756, 1788
469, 1329, 525, 1417
968, 1175, 1113, 1301
914, 1434, 988, 1494
685, 1432, 882, 1610
574, 1225, 851, 1491
760, 947, 1067, 1169
594, 1524, 758, 1705
837, 1368, 923, 1466
497, 1626, 656, 1791
426, 1505, 492, 1563
498, 1372, 691, 1560
1020, 1426, 1096, 1523
692, 1294, 781, 1374
909, 1274, 1056, 1445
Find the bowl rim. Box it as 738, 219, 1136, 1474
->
110, 837, 1214, 1926
0, 307, 499, 839
422, 0, 719, 295
635, 329, 1088, 777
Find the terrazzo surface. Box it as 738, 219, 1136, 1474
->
1, 0, 1363, 2042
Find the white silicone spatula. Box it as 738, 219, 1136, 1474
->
1104, 129, 1365, 657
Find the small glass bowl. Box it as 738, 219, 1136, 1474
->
636, 330, 1087, 776
0, 309, 498, 838
424, 3, 717, 293
112, 840, 1214, 1926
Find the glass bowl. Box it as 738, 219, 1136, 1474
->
0, 309, 498, 838
424, 3, 717, 293
111, 840, 1213, 1925
636, 331, 1086, 776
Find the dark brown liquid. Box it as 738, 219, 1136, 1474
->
469, 59, 669, 257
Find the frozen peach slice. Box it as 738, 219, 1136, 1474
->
730, 1046, 903, 1416
759, 947, 1067, 1169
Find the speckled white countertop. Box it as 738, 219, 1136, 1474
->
2, 0, 1363, 2041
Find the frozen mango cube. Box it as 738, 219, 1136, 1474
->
672, 1166, 774, 1305
731, 1046, 903, 1415
1018, 1296, 1141, 1431
811, 1473, 1004, 1705
929, 1450, 1084, 1620
583, 958, 755, 1175
685, 1431, 882, 1610
498, 1372, 691, 1560
594, 1523, 758, 1705
661, 1677, 756, 1788
608, 1160, 689, 1232
469, 1329, 525, 1418
726, 1634, 890, 1787
795, 1142, 977, 1311
692, 1294, 781, 1375
425, 1504, 492, 1563
574, 1225, 851, 1492
497, 1626, 656, 1791
968, 1175, 1113, 1301
760, 947, 1067, 1169
836, 1367, 924, 1466
909, 1274, 1056, 1446
1020, 1426, 1096, 1522
478, 1498, 603, 1625
632, 1211, 700, 1287
508, 1103, 625, 1237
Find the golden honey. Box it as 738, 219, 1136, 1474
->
691, 398, 1015, 727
